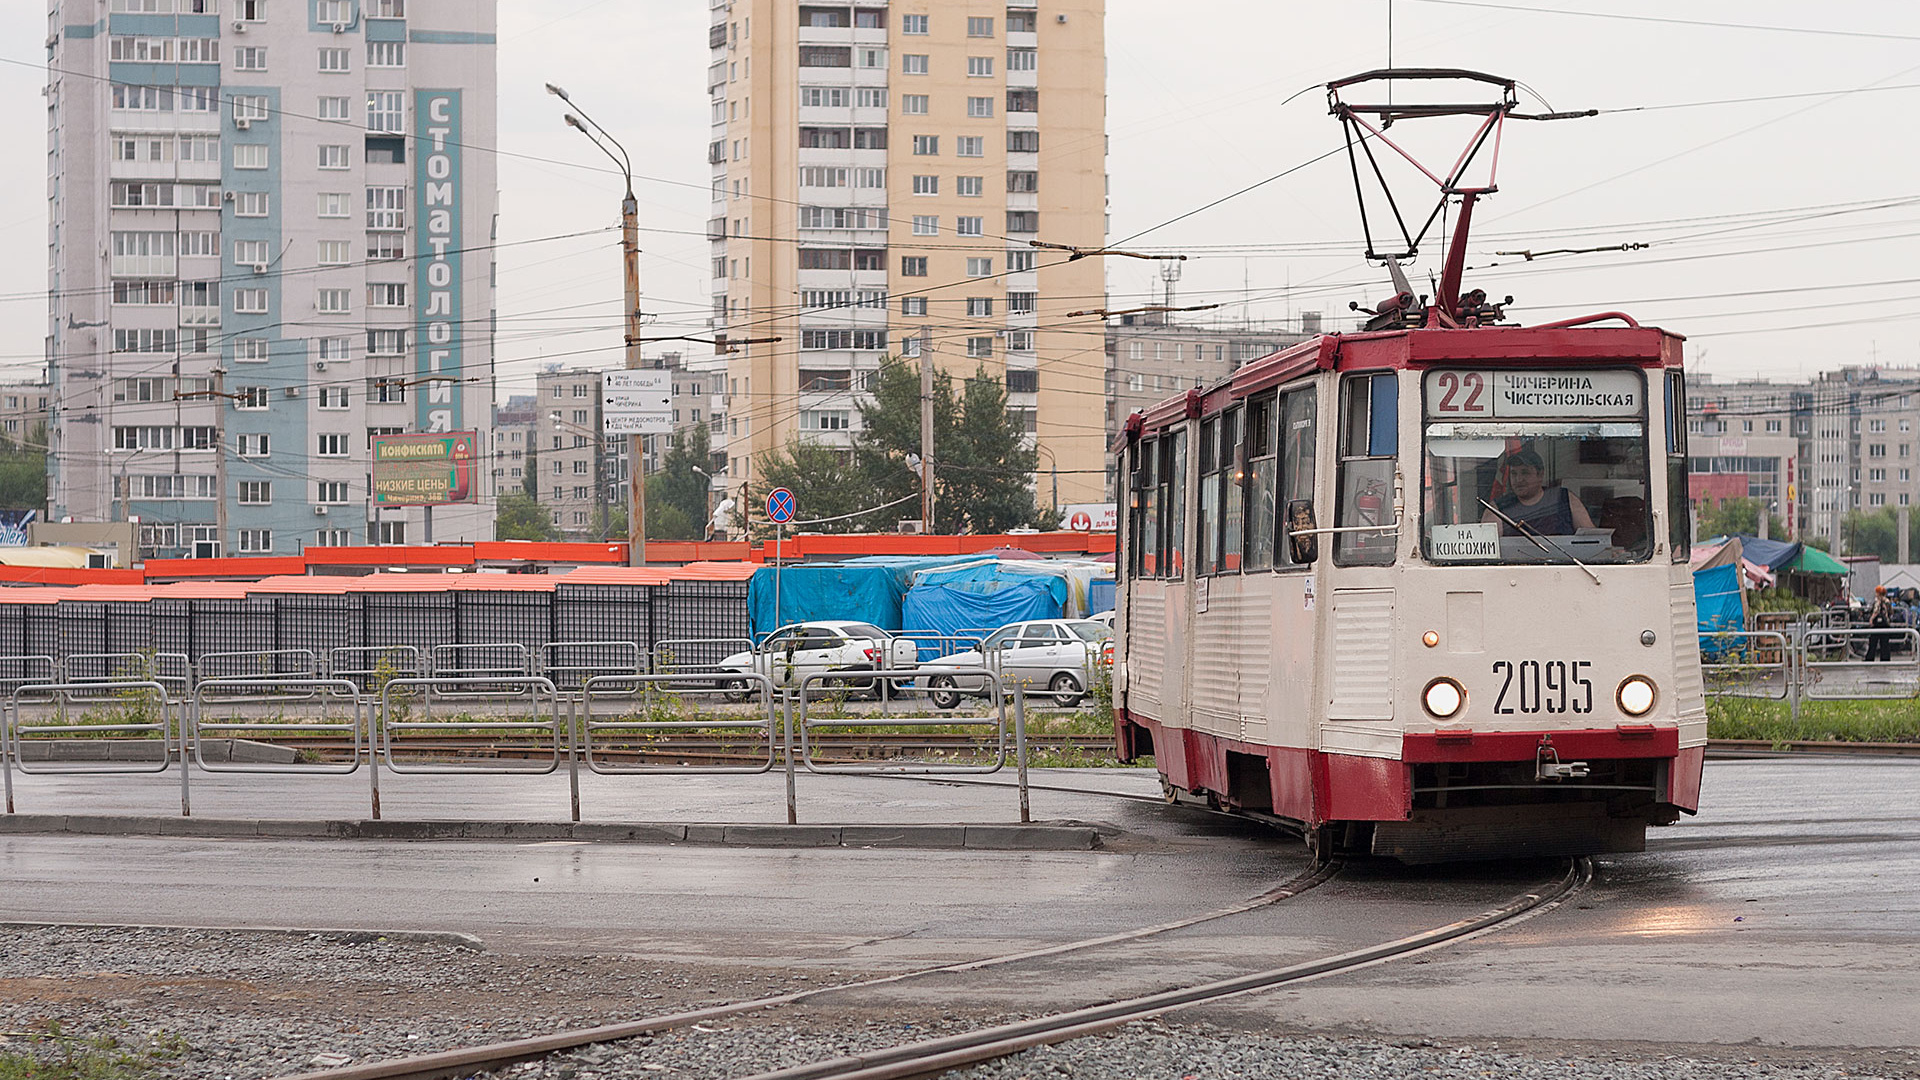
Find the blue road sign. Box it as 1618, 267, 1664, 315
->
767, 487, 796, 524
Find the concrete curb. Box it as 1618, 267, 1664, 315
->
0, 813, 1101, 851
0, 919, 484, 950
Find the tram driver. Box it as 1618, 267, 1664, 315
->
1482, 448, 1594, 536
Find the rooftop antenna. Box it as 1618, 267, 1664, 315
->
1160, 261, 1182, 309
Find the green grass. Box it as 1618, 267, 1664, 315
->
0, 1026, 183, 1079
1707, 695, 1920, 743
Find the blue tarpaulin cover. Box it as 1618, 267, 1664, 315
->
748, 563, 910, 637
901, 577, 1063, 657
1089, 579, 1115, 615
1694, 562, 1745, 661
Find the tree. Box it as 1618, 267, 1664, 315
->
1839, 506, 1920, 562
747, 438, 867, 534
1695, 496, 1784, 542
521, 445, 540, 498
647, 425, 715, 540
495, 491, 559, 541
0, 421, 47, 512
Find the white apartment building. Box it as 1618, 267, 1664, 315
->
46, 0, 497, 557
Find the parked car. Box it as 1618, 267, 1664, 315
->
1086, 610, 1115, 630
714, 621, 919, 700
918, 618, 1113, 709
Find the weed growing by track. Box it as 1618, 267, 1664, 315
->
1707, 695, 1920, 743
0, 1023, 183, 1079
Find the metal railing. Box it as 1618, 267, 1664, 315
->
580, 672, 778, 774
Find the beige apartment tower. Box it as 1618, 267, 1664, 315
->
707, 0, 1107, 514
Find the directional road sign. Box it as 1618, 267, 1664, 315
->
767, 487, 796, 524
601, 369, 672, 435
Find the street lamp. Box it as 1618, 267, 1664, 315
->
692, 463, 729, 540
547, 82, 648, 566
1032, 442, 1060, 514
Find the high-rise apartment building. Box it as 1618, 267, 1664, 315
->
706, 0, 1108, 510
46, 0, 496, 558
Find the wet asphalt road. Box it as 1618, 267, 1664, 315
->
0, 758, 1915, 1052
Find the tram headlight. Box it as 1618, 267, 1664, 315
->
1422, 677, 1465, 720
1616, 675, 1658, 716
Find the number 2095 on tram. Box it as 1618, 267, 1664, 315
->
1112, 317, 1704, 862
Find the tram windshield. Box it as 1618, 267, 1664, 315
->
1424, 421, 1652, 564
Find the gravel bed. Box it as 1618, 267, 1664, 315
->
4, 927, 1915, 1080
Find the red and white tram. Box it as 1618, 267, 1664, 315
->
1110, 71, 1705, 861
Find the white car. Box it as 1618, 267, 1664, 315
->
1086, 610, 1115, 630
714, 621, 919, 700
918, 618, 1113, 709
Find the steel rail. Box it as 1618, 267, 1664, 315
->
737, 857, 1589, 1080
271, 861, 1343, 1080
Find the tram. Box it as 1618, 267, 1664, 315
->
1110, 71, 1705, 860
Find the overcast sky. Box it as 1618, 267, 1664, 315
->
5, 1, 1918, 396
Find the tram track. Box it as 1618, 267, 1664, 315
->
276, 858, 1587, 1080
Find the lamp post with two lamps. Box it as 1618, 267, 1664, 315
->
546, 82, 648, 566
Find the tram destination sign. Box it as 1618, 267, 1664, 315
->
1425, 369, 1642, 419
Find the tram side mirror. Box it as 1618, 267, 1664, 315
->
1286, 500, 1319, 564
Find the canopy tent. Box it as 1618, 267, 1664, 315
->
1718, 534, 1848, 604
1693, 562, 1746, 661
1691, 536, 1774, 588
900, 578, 1064, 657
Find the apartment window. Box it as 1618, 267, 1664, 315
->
367, 42, 406, 67
317, 288, 351, 314
968, 15, 994, 36
113, 136, 172, 163
858, 47, 887, 68
316, 434, 349, 457
233, 191, 269, 217
856, 167, 886, 188
233, 240, 270, 266
367, 329, 407, 356
366, 186, 405, 229
902, 13, 929, 33
801, 86, 848, 108
238, 530, 273, 553
1007, 89, 1039, 112
856, 87, 887, 108
318, 96, 350, 121
967, 336, 994, 358
317, 193, 350, 218
238, 481, 273, 505
316, 482, 351, 505
366, 92, 404, 134
799, 45, 851, 67
956, 216, 984, 237
1007, 249, 1037, 272
912, 215, 939, 236
799, 166, 850, 188
317, 0, 350, 19
113, 426, 175, 451
902, 296, 928, 316
967, 297, 993, 317
367, 233, 405, 261
798, 248, 851, 270
179, 134, 218, 161
367, 282, 408, 307
112, 281, 175, 305
902, 94, 929, 115
233, 288, 269, 314
956, 141, 985, 164
317, 46, 349, 72
967, 56, 993, 77
369, 377, 408, 403
316, 240, 350, 266
912, 174, 938, 195
903, 54, 929, 75
235, 338, 270, 363
800, 127, 852, 149
317, 144, 349, 170
236, 433, 271, 457
1009, 291, 1037, 313
901, 256, 928, 277
374, 521, 405, 545
233, 46, 267, 71
1006, 210, 1039, 233
233, 144, 268, 170
237, 386, 271, 411
370, 0, 405, 15
912, 134, 939, 155
1007, 130, 1040, 152
1007, 330, 1034, 352
967, 97, 994, 118
800, 410, 851, 431
1008, 48, 1037, 71
318, 387, 350, 411
1007, 170, 1039, 193
966, 257, 993, 277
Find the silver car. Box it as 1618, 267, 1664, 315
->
919, 618, 1113, 709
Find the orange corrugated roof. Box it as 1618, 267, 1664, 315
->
556, 566, 677, 586
670, 561, 759, 581
0, 588, 68, 604
244, 575, 352, 594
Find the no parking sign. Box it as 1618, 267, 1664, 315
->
767, 487, 796, 524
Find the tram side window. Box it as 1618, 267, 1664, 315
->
1243, 393, 1278, 570
1279, 385, 1318, 567
1219, 407, 1244, 572
1163, 430, 1188, 578
1129, 438, 1160, 577
1666, 370, 1690, 563
1335, 373, 1398, 566
1199, 416, 1221, 574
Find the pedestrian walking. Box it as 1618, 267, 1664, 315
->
1866, 585, 1896, 662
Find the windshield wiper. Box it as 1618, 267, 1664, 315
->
1480, 498, 1601, 585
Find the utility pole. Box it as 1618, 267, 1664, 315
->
212, 365, 227, 555
919, 325, 934, 533
548, 82, 646, 566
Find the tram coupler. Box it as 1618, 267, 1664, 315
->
1535, 743, 1589, 781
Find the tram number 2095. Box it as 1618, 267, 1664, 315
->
1491, 659, 1593, 715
